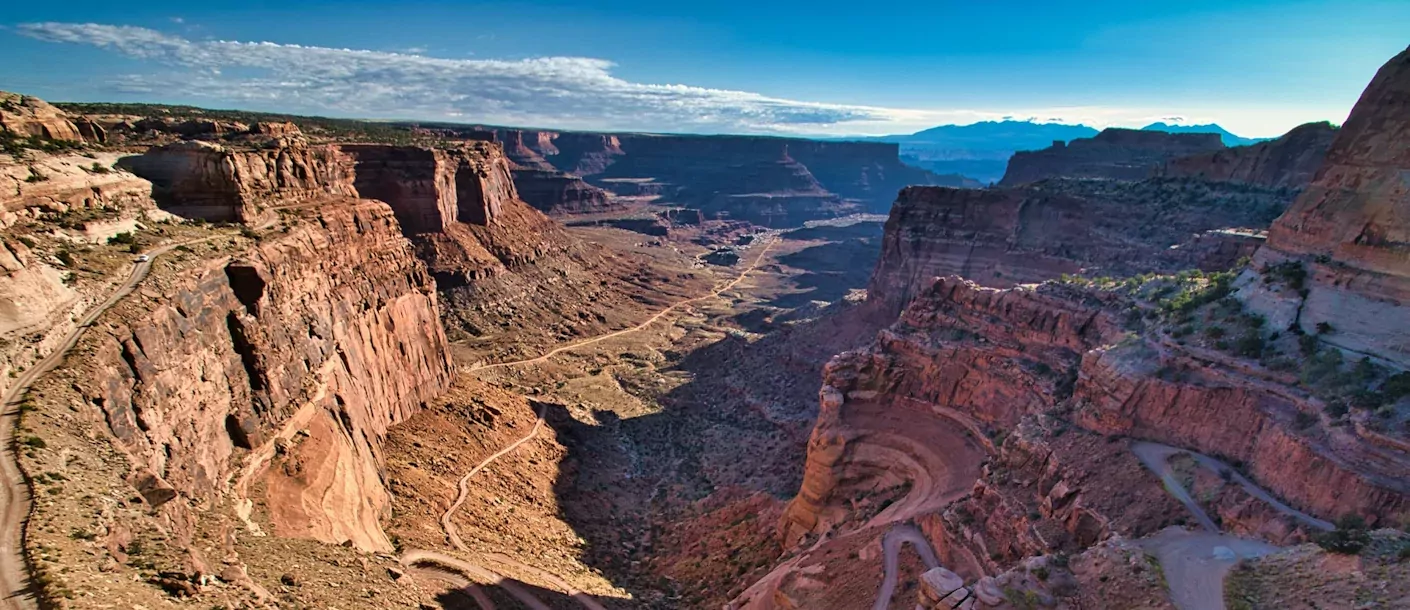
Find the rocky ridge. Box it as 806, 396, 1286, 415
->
866, 178, 1292, 316
1156, 121, 1338, 189
999, 128, 1225, 186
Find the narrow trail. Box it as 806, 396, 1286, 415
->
414, 236, 779, 609
0, 236, 219, 610
472, 235, 776, 372
439, 403, 547, 552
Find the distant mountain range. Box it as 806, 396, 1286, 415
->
871, 120, 1264, 184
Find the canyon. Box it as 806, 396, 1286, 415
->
0, 43, 1408, 610
437, 126, 966, 224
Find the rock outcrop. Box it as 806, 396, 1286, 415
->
124, 140, 514, 228
1156, 121, 1337, 189
0, 91, 88, 142
867, 179, 1290, 316
1237, 46, 1410, 368
999, 128, 1225, 186
73, 199, 452, 551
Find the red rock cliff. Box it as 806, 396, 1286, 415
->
75, 199, 452, 551
1237, 46, 1410, 367
126, 140, 516, 229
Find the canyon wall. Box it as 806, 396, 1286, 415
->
463, 127, 959, 222
74, 199, 452, 551
1156, 121, 1337, 189
867, 178, 1288, 315
1072, 341, 1410, 522
999, 128, 1225, 186
1238, 46, 1410, 368
125, 140, 514, 229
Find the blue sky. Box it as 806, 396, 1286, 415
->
1, 0, 1406, 136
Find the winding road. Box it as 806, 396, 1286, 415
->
873, 524, 944, 610
411, 237, 778, 609
0, 236, 220, 610
1132, 440, 1331, 610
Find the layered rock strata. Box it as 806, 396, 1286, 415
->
1237, 46, 1410, 368
867, 179, 1287, 315
72, 199, 452, 551
458, 127, 957, 221
1000, 128, 1225, 186
125, 140, 516, 227
1156, 121, 1337, 188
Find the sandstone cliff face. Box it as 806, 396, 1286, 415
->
867, 179, 1288, 316
1156, 122, 1337, 188
125, 140, 515, 228
0, 91, 88, 142
75, 200, 452, 551
1238, 47, 1410, 368
999, 128, 1225, 186
481, 130, 614, 214
124, 140, 357, 222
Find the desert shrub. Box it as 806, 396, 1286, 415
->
1299, 334, 1320, 356
107, 232, 136, 245
55, 250, 75, 267
1294, 411, 1317, 430
1263, 261, 1308, 291
1316, 321, 1335, 335
1233, 333, 1265, 358
1382, 372, 1410, 401
1313, 515, 1371, 554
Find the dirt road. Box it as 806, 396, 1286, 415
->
474, 235, 776, 371
1132, 440, 1324, 610
873, 523, 943, 610
0, 237, 215, 610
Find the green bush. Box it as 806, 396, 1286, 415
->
1313, 515, 1370, 554
1294, 411, 1317, 430
107, 232, 136, 245
1383, 372, 1410, 401
1263, 261, 1308, 291
1234, 333, 1265, 358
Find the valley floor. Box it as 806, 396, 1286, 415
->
383, 213, 892, 608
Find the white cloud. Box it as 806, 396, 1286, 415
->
17, 22, 905, 133
15, 22, 1323, 137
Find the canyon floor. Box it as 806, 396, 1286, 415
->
379, 213, 894, 608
